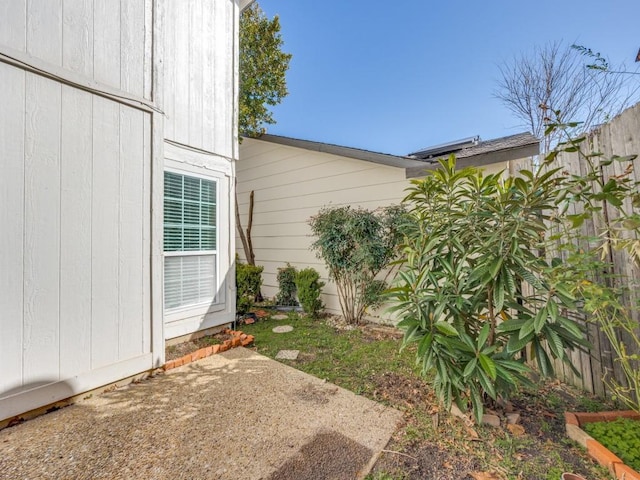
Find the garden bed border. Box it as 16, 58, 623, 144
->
163, 329, 254, 371
565, 410, 640, 480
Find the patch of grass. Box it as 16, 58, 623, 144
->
242, 315, 418, 397
576, 395, 608, 413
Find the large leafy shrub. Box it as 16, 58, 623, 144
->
295, 268, 324, 317
236, 259, 263, 314
309, 205, 405, 324
388, 156, 588, 422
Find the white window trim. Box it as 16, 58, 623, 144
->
163, 167, 221, 315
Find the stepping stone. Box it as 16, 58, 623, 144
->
272, 314, 288, 320
272, 325, 294, 333
275, 350, 300, 360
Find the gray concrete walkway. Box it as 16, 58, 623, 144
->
0, 348, 402, 480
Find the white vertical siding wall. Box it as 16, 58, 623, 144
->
0, 2, 156, 421
163, 0, 236, 156
161, 0, 238, 339
0, 0, 240, 420
0, 0, 150, 100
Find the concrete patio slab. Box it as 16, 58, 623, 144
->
0, 347, 402, 480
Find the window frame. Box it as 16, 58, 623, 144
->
163, 167, 220, 314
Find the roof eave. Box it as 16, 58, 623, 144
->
405, 141, 539, 179
248, 134, 427, 169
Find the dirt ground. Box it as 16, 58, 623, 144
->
165, 331, 232, 360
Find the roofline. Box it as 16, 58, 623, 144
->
242, 133, 540, 178
409, 135, 480, 158
405, 138, 539, 178
247, 134, 428, 169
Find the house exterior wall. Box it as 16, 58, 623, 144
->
162, 0, 236, 156
237, 138, 507, 321
0, 0, 152, 100
0, 2, 158, 421
161, 0, 238, 339
0, 0, 239, 421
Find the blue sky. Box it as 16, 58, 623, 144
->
256, 0, 640, 156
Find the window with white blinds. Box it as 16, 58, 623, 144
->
164, 171, 217, 311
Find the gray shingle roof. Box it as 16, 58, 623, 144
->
454, 132, 539, 159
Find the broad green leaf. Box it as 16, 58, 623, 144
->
555, 316, 585, 340
533, 340, 553, 377
547, 299, 559, 321
566, 214, 586, 229
493, 280, 505, 313
470, 385, 484, 424
463, 357, 478, 378
477, 368, 497, 399
498, 359, 531, 374
533, 306, 547, 333
477, 323, 490, 348
545, 326, 565, 360
417, 333, 433, 357
497, 317, 529, 332
435, 321, 458, 336
519, 317, 536, 340
507, 331, 532, 353
479, 354, 497, 381
494, 362, 516, 386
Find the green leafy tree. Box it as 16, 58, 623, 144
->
239, 3, 292, 137
388, 156, 588, 423
309, 205, 405, 325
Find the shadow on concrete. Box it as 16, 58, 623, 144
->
0, 348, 402, 479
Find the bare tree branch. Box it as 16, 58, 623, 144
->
495, 41, 640, 152
235, 189, 255, 265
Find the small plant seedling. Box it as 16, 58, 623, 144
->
584, 418, 640, 472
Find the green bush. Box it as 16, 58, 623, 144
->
388, 155, 587, 423
308, 205, 405, 324
275, 263, 298, 306
295, 268, 324, 317
236, 260, 263, 314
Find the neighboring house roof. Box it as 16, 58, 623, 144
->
405, 132, 540, 178
408, 136, 480, 159
251, 134, 426, 169
247, 132, 539, 179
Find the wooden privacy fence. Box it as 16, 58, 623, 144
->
515, 103, 640, 399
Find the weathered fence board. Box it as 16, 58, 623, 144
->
548, 103, 640, 399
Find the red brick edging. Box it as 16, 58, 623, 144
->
565, 411, 640, 480
163, 329, 255, 371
